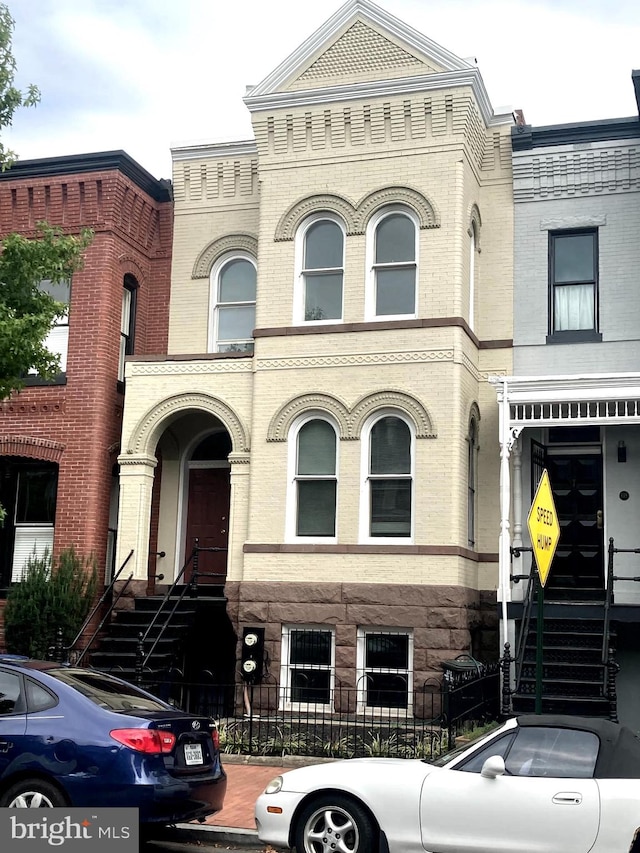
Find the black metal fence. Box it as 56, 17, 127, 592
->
138, 663, 500, 760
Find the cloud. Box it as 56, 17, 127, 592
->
4, 0, 640, 178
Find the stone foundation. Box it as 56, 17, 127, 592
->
224, 580, 498, 690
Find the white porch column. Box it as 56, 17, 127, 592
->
496, 379, 512, 653
115, 453, 157, 581
511, 437, 524, 601
226, 452, 251, 582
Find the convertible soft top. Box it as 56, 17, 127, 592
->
517, 714, 640, 779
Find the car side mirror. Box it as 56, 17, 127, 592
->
480, 755, 506, 779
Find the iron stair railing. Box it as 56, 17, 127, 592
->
66, 549, 135, 666
602, 536, 640, 722
135, 539, 227, 682
512, 554, 537, 694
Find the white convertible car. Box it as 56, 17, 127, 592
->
255, 714, 640, 853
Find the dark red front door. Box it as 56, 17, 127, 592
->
184, 467, 230, 583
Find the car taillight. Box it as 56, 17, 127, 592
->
110, 728, 176, 754
211, 728, 220, 750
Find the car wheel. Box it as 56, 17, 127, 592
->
0, 779, 67, 808
294, 795, 377, 853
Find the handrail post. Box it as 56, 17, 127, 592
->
500, 641, 513, 717
606, 648, 620, 723
189, 539, 199, 598
135, 632, 144, 685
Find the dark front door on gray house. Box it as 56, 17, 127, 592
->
545, 450, 604, 599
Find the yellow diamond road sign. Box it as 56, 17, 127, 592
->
527, 469, 560, 587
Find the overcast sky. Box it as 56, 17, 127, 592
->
6, 0, 640, 179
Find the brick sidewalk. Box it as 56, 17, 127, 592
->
204, 762, 288, 830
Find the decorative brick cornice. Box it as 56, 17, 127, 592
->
257, 349, 453, 371
0, 435, 65, 463
128, 359, 253, 376
513, 141, 640, 201
1, 400, 64, 415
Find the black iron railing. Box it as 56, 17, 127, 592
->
135, 538, 227, 679
513, 556, 537, 696
135, 665, 500, 760
68, 549, 135, 666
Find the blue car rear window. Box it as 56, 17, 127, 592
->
47, 669, 170, 712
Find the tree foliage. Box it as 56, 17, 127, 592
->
3, 546, 98, 659
0, 3, 40, 169
0, 223, 93, 398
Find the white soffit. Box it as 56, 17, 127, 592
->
494, 373, 640, 404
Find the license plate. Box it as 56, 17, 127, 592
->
184, 743, 203, 766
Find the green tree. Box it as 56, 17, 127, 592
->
3, 546, 98, 659
0, 6, 93, 526
0, 3, 40, 170
0, 222, 93, 399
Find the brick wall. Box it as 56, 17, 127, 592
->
0, 157, 172, 591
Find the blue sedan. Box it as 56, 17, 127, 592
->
0, 657, 226, 824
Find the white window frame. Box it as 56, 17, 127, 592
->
279, 625, 335, 712
468, 223, 477, 332
29, 279, 70, 374
285, 414, 339, 543
293, 213, 345, 325
356, 627, 414, 715
359, 410, 415, 544
468, 418, 478, 548
118, 277, 137, 382
365, 206, 418, 321
208, 251, 256, 352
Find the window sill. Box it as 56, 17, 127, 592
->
546, 330, 602, 345
23, 373, 67, 387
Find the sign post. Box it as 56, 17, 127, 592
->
526, 469, 560, 713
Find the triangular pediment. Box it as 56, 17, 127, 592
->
246, 0, 473, 101
287, 19, 443, 91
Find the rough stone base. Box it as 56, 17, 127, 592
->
224, 580, 498, 691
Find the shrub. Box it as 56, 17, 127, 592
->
4, 546, 98, 659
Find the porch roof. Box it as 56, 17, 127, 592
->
490, 373, 640, 429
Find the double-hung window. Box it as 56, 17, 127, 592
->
468, 419, 477, 548
298, 216, 344, 322
368, 208, 417, 318
118, 275, 137, 383
210, 254, 256, 352
357, 628, 413, 713
549, 230, 599, 340
11, 463, 58, 582
29, 279, 70, 376
281, 626, 335, 710
361, 414, 413, 541
288, 418, 338, 540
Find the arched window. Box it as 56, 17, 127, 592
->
118, 274, 138, 382
361, 414, 413, 540
288, 417, 338, 540
295, 215, 344, 323
468, 222, 477, 332
468, 418, 477, 548
367, 208, 417, 319
210, 253, 256, 352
